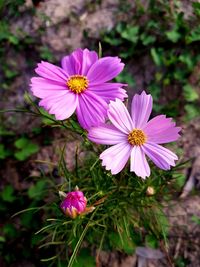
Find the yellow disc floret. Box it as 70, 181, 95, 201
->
128, 129, 147, 146
67, 75, 89, 94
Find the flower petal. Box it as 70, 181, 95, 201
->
39, 91, 78, 120
76, 91, 108, 129
87, 57, 124, 84
131, 91, 153, 128
81, 49, 98, 76
108, 99, 134, 134
30, 77, 67, 98
142, 142, 178, 170
61, 48, 98, 76
143, 115, 181, 144
61, 48, 82, 75
130, 146, 150, 179
89, 82, 128, 103
88, 124, 127, 145
100, 142, 132, 174
35, 61, 68, 82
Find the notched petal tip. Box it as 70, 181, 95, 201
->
141, 90, 149, 95
108, 98, 123, 107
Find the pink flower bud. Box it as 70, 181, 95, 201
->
60, 190, 87, 219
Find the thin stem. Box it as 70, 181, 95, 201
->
67, 209, 97, 267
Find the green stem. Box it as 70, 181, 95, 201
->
67, 210, 97, 267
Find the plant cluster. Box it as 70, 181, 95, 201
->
14, 47, 183, 267
1, 1, 200, 267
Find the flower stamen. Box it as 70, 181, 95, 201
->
67, 75, 88, 94
128, 129, 146, 146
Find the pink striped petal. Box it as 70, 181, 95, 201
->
39, 91, 78, 120
100, 142, 132, 174
108, 99, 134, 134
131, 91, 153, 128
76, 91, 108, 129
89, 83, 128, 103
87, 57, 124, 84
143, 115, 181, 144
61, 48, 82, 75
81, 49, 98, 76
30, 77, 67, 98
88, 124, 127, 145
35, 61, 68, 82
130, 146, 150, 179
142, 142, 178, 170
61, 48, 98, 76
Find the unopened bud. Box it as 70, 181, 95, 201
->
60, 190, 87, 219
146, 186, 155, 196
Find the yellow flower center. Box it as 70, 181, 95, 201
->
67, 75, 89, 94
128, 129, 147, 146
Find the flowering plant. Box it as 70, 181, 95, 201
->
88, 91, 181, 178
26, 47, 182, 266
31, 48, 127, 129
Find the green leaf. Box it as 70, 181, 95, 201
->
14, 137, 39, 161
150, 48, 163, 66
118, 25, 139, 43
0, 144, 10, 159
15, 137, 29, 149
192, 2, 200, 16
166, 30, 181, 43
183, 84, 199, 102
191, 215, 200, 225
115, 69, 135, 87
0, 21, 10, 41
119, 46, 135, 58
1, 185, 16, 202
145, 234, 158, 248
140, 33, 156, 45
186, 26, 200, 43
39, 46, 54, 61
103, 35, 122, 46
0, 236, 5, 242
173, 69, 185, 81
28, 180, 47, 200
173, 173, 186, 188
179, 53, 194, 70
148, 83, 161, 103
185, 104, 200, 120
4, 69, 19, 79
8, 35, 19, 45
20, 211, 35, 228
3, 224, 18, 239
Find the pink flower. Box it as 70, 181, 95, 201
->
88, 91, 181, 179
30, 48, 127, 129
60, 190, 87, 218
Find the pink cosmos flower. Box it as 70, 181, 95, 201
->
88, 91, 181, 179
30, 48, 127, 129
60, 190, 87, 218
